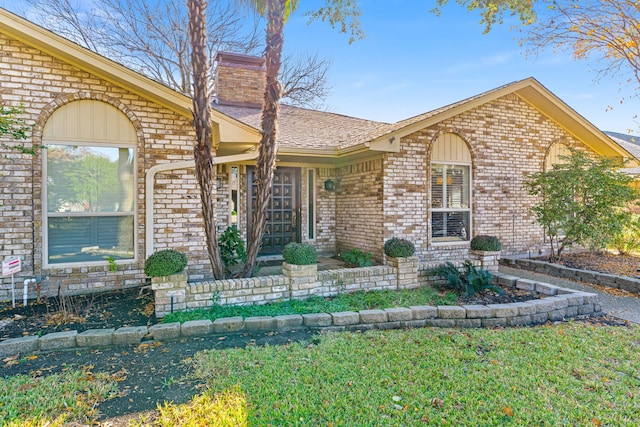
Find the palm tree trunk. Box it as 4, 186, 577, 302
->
188, 0, 225, 279
242, 0, 285, 277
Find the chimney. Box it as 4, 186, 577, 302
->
214, 52, 266, 108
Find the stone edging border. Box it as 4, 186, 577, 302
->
0, 272, 601, 358
501, 258, 640, 294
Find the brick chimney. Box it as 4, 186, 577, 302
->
214, 52, 265, 108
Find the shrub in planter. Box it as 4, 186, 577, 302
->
470, 235, 502, 252
282, 242, 317, 265
341, 248, 373, 267
144, 249, 188, 277
384, 237, 415, 258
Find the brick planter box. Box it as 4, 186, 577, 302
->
151, 273, 188, 318
470, 250, 501, 272
386, 256, 419, 289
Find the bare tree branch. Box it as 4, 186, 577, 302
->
522, 0, 640, 95
24, 0, 261, 95
20, 0, 331, 105
280, 53, 332, 108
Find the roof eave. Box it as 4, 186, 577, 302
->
365, 77, 639, 167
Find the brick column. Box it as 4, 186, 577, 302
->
387, 256, 419, 289
469, 250, 501, 272
282, 262, 317, 299
151, 273, 188, 318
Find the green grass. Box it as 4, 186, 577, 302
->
0, 367, 118, 426
163, 286, 458, 324
183, 323, 640, 426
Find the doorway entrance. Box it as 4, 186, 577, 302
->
247, 167, 301, 255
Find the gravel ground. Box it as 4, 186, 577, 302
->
499, 265, 640, 324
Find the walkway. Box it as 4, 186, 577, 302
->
500, 265, 640, 324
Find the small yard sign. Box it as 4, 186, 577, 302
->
2, 256, 21, 276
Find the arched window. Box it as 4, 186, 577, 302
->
545, 142, 571, 170
43, 100, 136, 266
430, 132, 472, 242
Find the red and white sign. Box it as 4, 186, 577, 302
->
2, 256, 21, 276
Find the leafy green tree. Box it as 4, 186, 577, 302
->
525, 149, 639, 260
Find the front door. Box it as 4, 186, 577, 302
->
247, 167, 301, 255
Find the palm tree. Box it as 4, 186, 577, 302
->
187, 0, 225, 279
241, 0, 296, 277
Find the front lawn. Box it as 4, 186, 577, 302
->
4, 323, 639, 426
177, 323, 640, 426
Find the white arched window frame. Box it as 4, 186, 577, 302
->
430, 133, 472, 243
42, 100, 137, 267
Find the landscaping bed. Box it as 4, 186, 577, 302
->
1, 286, 156, 341
2, 251, 628, 341
551, 251, 640, 277
2, 280, 536, 342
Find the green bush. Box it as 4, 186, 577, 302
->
341, 248, 373, 268
470, 235, 502, 252
282, 242, 317, 265
144, 249, 188, 277
610, 214, 640, 255
383, 238, 415, 258
429, 260, 501, 297
218, 226, 246, 268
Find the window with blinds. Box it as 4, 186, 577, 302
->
430, 133, 472, 243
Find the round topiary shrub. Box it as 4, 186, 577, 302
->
282, 242, 317, 265
383, 237, 416, 258
144, 249, 188, 277
470, 235, 502, 252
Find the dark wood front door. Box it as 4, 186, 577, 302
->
247, 167, 301, 255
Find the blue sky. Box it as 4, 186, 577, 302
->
282, 1, 638, 134
2, 0, 637, 134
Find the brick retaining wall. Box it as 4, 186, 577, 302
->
502, 258, 640, 294
0, 271, 601, 358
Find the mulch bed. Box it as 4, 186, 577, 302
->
542, 252, 640, 278
1, 286, 157, 342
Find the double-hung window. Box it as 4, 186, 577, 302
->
430, 133, 472, 242
43, 101, 136, 266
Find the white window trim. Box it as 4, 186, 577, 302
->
430, 161, 473, 245
307, 168, 316, 241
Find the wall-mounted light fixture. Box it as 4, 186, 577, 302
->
216, 177, 222, 189
324, 179, 335, 192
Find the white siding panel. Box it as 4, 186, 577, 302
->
43, 100, 136, 144
432, 133, 471, 163
545, 142, 570, 169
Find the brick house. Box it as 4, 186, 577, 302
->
0, 8, 637, 298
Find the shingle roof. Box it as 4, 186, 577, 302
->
215, 79, 638, 167
214, 104, 389, 151
605, 132, 640, 160
214, 80, 518, 151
